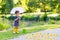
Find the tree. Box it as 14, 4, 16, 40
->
0, 0, 13, 14
27, 0, 40, 12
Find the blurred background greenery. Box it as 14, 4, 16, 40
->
0, 0, 60, 40
0, 0, 60, 31
0, 0, 60, 14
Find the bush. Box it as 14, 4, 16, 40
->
0, 23, 4, 31
42, 13, 48, 22
49, 15, 60, 21
21, 14, 40, 21
1, 16, 7, 19
22, 29, 26, 33
57, 21, 60, 24
49, 20, 55, 24
8, 15, 14, 21
0, 23, 10, 31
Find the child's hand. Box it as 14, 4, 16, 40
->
14, 18, 19, 21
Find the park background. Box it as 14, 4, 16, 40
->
0, 0, 60, 40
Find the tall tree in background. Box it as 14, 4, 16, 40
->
27, 0, 40, 12
0, 0, 60, 13
0, 0, 13, 14
13, 0, 22, 7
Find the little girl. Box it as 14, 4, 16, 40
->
13, 11, 20, 33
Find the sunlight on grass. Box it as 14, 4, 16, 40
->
0, 24, 60, 40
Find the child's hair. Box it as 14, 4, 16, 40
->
15, 11, 19, 14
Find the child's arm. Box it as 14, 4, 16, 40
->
14, 18, 19, 21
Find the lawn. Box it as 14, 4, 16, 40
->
0, 24, 60, 40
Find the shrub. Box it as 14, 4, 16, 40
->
0, 23, 10, 31
49, 15, 60, 21
49, 20, 55, 24
8, 15, 14, 21
22, 29, 26, 33
21, 14, 40, 21
0, 23, 4, 31
1, 16, 7, 19
42, 13, 48, 22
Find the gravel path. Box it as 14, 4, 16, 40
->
10, 28, 60, 40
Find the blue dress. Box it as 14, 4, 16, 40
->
14, 16, 20, 26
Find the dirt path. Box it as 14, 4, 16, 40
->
9, 28, 60, 40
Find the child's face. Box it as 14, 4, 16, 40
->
16, 13, 20, 16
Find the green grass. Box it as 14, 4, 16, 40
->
0, 24, 60, 40
0, 18, 60, 40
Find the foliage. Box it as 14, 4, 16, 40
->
0, 23, 10, 30
42, 13, 48, 22
8, 15, 14, 21
0, 0, 13, 14
0, 0, 60, 13
21, 14, 40, 21
22, 29, 26, 33
1, 15, 7, 19
49, 20, 56, 24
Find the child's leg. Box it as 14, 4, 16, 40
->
13, 27, 18, 33
15, 27, 18, 33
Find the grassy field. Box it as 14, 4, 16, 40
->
0, 24, 60, 40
